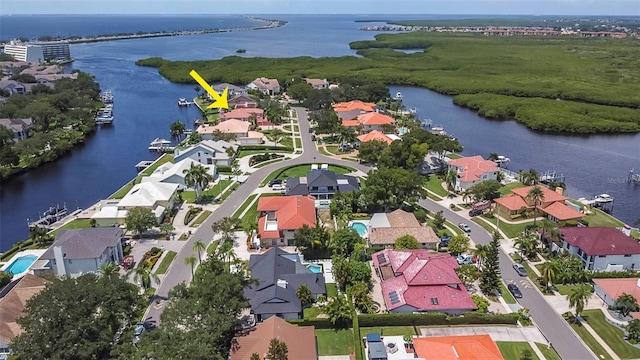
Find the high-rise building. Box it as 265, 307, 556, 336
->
2, 41, 44, 63
38, 42, 71, 61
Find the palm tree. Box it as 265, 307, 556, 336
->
443, 167, 457, 192
193, 239, 206, 262
540, 260, 559, 293
472, 244, 490, 270
540, 220, 561, 249
615, 293, 639, 318
488, 153, 499, 161
183, 162, 213, 200
296, 284, 313, 306
324, 295, 353, 327
159, 222, 174, 238
566, 284, 592, 321
514, 229, 539, 260
337, 126, 356, 148
249, 354, 261, 360
526, 185, 545, 226
128, 266, 160, 291
185, 255, 197, 279
98, 261, 120, 280
169, 120, 186, 138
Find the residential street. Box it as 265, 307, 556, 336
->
145, 106, 595, 360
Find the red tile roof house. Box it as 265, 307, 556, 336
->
197, 119, 264, 145
357, 129, 396, 145
368, 209, 441, 249
343, 112, 395, 133
333, 100, 377, 121
372, 249, 476, 315
219, 107, 265, 123
558, 226, 640, 272
256, 196, 317, 247
446, 155, 499, 191
593, 278, 640, 309
494, 185, 584, 223
247, 77, 281, 96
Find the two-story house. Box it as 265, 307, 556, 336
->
219, 108, 265, 123
446, 155, 499, 191
305, 78, 329, 90
342, 112, 395, 133
333, 100, 376, 121
173, 140, 238, 166
559, 226, 640, 271
247, 77, 280, 96
285, 169, 360, 208
256, 196, 316, 247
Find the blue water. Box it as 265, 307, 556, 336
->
306, 264, 322, 274
0, 14, 638, 252
350, 222, 368, 237
4, 254, 38, 275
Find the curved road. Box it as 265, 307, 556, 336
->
146, 107, 595, 360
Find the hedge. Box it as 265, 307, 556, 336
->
238, 145, 293, 152
591, 271, 640, 279
287, 318, 334, 329
217, 165, 232, 173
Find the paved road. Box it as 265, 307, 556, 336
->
144, 107, 596, 360
144, 108, 370, 323
418, 199, 596, 360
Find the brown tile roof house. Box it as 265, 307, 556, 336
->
368, 209, 440, 249
494, 185, 584, 222
0, 274, 49, 350
230, 316, 317, 360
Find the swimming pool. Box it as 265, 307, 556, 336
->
350, 222, 368, 238
4, 254, 38, 275
398, 127, 409, 135
307, 264, 323, 274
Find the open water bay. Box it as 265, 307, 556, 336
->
0, 15, 638, 251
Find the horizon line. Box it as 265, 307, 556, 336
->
2, 13, 639, 17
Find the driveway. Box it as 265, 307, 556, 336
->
420, 326, 547, 343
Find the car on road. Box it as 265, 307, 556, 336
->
508, 284, 523, 298
456, 254, 474, 265
513, 263, 528, 277
468, 208, 483, 217
458, 223, 471, 233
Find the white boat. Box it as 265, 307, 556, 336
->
95, 108, 114, 124
148, 138, 172, 151
393, 92, 403, 102
594, 194, 614, 203
494, 155, 510, 164
101, 90, 113, 104
177, 98, 192, 106
430, 126, 447, 136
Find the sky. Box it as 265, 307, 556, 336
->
1, 0, 639, 16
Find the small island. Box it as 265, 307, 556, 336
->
236, 49, 247, 53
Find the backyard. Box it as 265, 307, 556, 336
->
315, 329, 354, 355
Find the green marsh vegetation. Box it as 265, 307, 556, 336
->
137, 32, 640, 134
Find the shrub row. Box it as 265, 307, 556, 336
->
591, 271, 640, 279
217, 165, 232, 173
238, 145, 293, 152
184, 207, 203, 225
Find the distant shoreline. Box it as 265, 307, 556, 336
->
7, 17, 286, 45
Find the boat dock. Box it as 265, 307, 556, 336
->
135, 160, 155, 172
629, 169, 640, 185
28, 205, 72, 230
539, 170, 565, 184
177, 97, 193, 106
148, 138, 173, 152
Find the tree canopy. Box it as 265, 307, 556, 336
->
361, 167, 427, 212
126, 206, 157, 235
395, 234, 420, 249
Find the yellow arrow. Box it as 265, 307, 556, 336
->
189, 70, 229, 109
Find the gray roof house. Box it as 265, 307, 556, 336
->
285, 169, 360, 208
173, 140, 238, 166
245, 248, 325, 322
36, 228, 124, 278
0, 118, 33, 141
211, 83, 246, 97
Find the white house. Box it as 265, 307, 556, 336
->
559, 227, 640, 271
246, 77, 280, 95
141, 158, 216, 190
37, 228, 124, 278
447, 155, 499, 191
305, 78, 329, 89
173, 140, 238, 166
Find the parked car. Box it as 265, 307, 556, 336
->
268, 179, 282, 187
458, 223, 471, 233
272, 184, 285, 191
508, 284, 523, 298
134, 322, 145, 336
440, 235, 452, 247
468, 209, 483, 217
513, 263, 528, 277
456, 254, 474, 265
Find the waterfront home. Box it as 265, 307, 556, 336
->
333, 100, 376, 121
256, 196, 316, 247
117, 182, 179, 222
284, 169, 360, 208
0, 117, 33, 141
304, 78, 329, 89
446, 155, 499, 191
211, 83, 246, 97
413, 334, 505, 360
230, 315, 317, 360
342, 112, 395, 133
372, 249, 475, 315
0, 274, 49, 356
36, 228, 124, 278
228, 94, 258, 109
0, 78, 27, 95
173, 140, 238, 166
219, 107, 265, 123
593, 278, 640, 309
368, 209, 440, 249
197, 119, 264, 145
245, 248, 325, 322
494, 185, 584, 222
557, 226, 640, 271
141, 158, 216, 190
356, 129, 398, 145
247, 77, 280, 96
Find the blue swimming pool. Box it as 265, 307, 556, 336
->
4, 254, 38, 275
350, 222, 368, 237
307, 264, 323, 274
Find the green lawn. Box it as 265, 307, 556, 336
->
109, 177, 141, 199
535, 343, 561, 360
140, 154, 174, 176
315, 329, 354, 355
220, 181, 240, 201
499, 281, 517, 304
554, 284, 584, 296
190, 210, 212, 227
58, 219, 93, 229
582, 207, 626, 228
496, 342, 540, 360
581, 309, 640, 359
499, 182, 525, 195
207, 239, 221, 254
233, 194, 258, 218
447, 153, 462, 159
424, 175, 448, 197
361, 326, 416, 336
326, 283, 338, 297
303, 306, 323, 320
155, 251, 177, 274
569, 320, 614, 360
295, 138, 302, 148
181, 180, 231, 203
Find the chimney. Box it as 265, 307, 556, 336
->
277, 279, 287, 289
53, 246, 67, 277
555, 187, 564, 195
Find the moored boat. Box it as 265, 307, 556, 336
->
148, 138, 172, 151
177, 98, 192, 106
393, 92, 403, 102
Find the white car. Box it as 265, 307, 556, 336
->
458, 223, 471, 233
271, 184, 285, 191
456, 254, 474, 265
